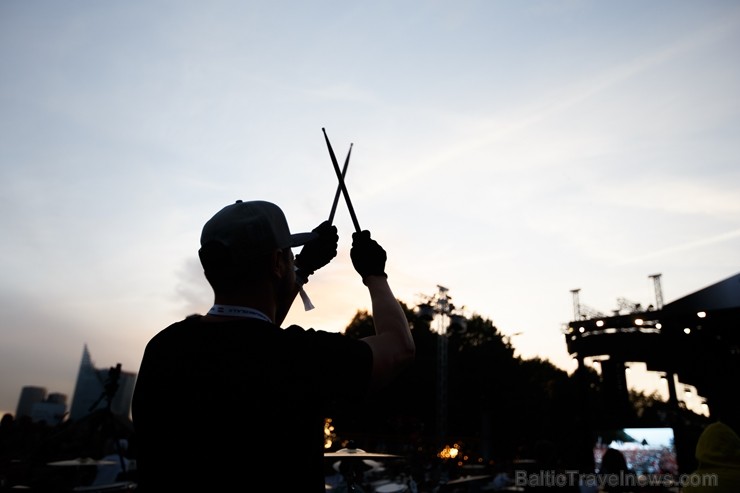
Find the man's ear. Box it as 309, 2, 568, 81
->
271, 249, 289, 278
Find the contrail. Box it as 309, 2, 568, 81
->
619, 228, 740, 265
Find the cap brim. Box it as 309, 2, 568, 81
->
289, 231, 318, 247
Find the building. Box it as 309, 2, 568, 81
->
564, 272, 740, 474
15, 388, 68, 425
68, 345, 137, 421
30, 393, 68, 426
16, 386, 47, 419
564, 271, 740, 423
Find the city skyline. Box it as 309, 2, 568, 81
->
6, 344, 135, 423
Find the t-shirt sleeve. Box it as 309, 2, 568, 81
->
285, 325, 373, 404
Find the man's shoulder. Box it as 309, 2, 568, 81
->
282, 324, 366, 344
151, 315, 268, 338
147, 316, 202, 342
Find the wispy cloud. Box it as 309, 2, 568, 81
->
618, 227, 740, 265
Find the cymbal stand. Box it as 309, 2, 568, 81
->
338, 458, 367, 493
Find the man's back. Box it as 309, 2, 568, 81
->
133, 199, 414, 491
132, 315, 373, 491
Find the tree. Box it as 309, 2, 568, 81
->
331, 295, 707, 473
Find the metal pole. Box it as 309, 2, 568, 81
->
436, 286, 450, 448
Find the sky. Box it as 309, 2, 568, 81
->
1, 1, 739, 419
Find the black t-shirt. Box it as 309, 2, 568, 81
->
132, 315, 373, 492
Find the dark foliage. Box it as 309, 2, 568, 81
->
332, 302, 710, 475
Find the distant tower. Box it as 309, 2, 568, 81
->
649, 273, 664, 310
570, 288, 581, 321
16, 386, 47, 419
69, 345, 100, 420
69, 345, 136, 421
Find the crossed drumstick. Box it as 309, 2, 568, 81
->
322, 128, 361, 232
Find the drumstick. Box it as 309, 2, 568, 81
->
322, 128, 361, 232
328, 143, 353, 225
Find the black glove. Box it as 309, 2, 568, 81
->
350, 230, 387, 283
294, 221, 338, 283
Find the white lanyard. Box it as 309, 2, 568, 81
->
207, 305, 272, 323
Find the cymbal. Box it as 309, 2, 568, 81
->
48, 458, 118, 467
324, 447, 400, 459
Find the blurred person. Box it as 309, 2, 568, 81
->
132, 200, 415, 492
682, 421, 740, 493
597, 448, 636, 493
0, 413, 15, 487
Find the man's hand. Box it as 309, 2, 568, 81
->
350, 230, 387, 284
294, 221, 338, 284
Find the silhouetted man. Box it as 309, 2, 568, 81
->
132, 200, 414, 492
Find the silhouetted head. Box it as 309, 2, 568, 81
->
600, 447, 628, 474
198, 200, 316, 290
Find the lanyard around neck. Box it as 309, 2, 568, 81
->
207, 305, 272, 323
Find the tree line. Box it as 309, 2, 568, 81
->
328, 301, 709, 475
